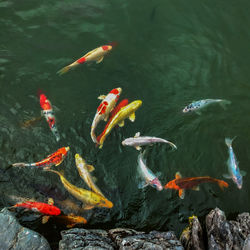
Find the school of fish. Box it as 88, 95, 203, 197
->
8, 43, 246, 230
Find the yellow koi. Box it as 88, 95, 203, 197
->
98, 100, 142, 148
47, 169, 113, 210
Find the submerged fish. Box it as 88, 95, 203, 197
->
122, 132, 177, 151
12, 146, 70, 169
91, 87, 122, 143
46, 169, 113, 210
75, 153, 105, 197
57, 45, 112, 75
20, 116, 43, 128
40, 93, 60, 141
183, 99, 231, 114
137, 153, 163, 191
54, 213, 87, 228
164, 172, 229, 199
224, 137, 246, 189
98, 100, 142, 149
96, 99, 129, 144
11, 198, 61, 224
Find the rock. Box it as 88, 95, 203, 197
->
206, 208, 250, 250
59, 228, 116, 250
109, 228, 184, 250
180, 215, 205, 250
0, 207, 51, 250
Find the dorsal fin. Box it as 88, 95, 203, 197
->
47, 198, 54, 205
134, 132, 140, 137
86, 164, 95, 172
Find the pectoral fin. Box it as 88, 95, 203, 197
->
129, 113, 136, 122
55, 160, 63, 166
66, 223, 75, 228
223, 173, 231, 179
240, 170, 247, 176
48, 198, 54, 205
96, 56, 104, 64
138, 181, 149, 189
192, 186, 200, 191
195, 111, 202, 115
178, 189, 185, 199
104, 114, 109, 122
175, 172, 182, 179
98, 95, 106, 100
135, 146, 142, 151
118, 120, 125, 127
82, 205, 94, 210
87, 164, 95, 172
42, 216, 50, 224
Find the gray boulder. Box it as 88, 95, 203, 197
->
0, 207, 50, 250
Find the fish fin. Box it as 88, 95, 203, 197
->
57, 65, 72, 75
155, 172, 161, 178
240, 170, 247, 176
179, 189, 185, 199
192, 186, 200, 191
138, 181, 149, 189
42, 216, 50, 224
87, 164, 95, 172
222, 173, 231, 179
195, 111, 202, 115
104, 114, 109, 122
218, 180, 229, 190
66, 223, 75, 228
55, 160, 63, 166
219, 100, 231, 110
48, 198, 54, 205
92, 176, 97, 182
135, 146, 142, 151
118, 120, 125, 127
12, 163, 27, 167
225, 137, 236, 147
129, 113, 136, 122
82, 205, 94, 210
175, 172, 182, 179
98, 95, 106, 100
134, 132, 140, 138
41, 111, 44, 116
96, 56, 104, 64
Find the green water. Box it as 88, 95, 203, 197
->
1, 0, 250, 243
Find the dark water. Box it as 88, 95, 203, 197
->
1, 0, 250, 246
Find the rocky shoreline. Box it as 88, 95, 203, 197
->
0, 207, 249, 250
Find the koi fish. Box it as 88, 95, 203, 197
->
12, 146, 70, 169
91, 87, 122, 143
137, 153, 163, 191
20, 116, 43, 128
57, 45, 112, 75
98, 100, 142, 149
55, 213, 87, 228
224, 137, 246, 189
40, 93, 60, 141
164, 172, 229, 199
46, 169, 113, 210
12, 198, 61, 224
96, 99, 129, 143
183, 99, 231, 114
122, 132, 177, 151
75, 153, 105, 197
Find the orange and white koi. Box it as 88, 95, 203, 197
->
12, 146, 70, 169
91, 87, 122, 143
164, 172, 229, 199
57, 45, 113, 75
40, 93, 60, 141
96, 99, 129, 144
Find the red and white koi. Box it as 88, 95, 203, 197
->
40, 93, 60, 141
12, 146, 70, 169
91, 87, 122, 143
57, 45, 113, 75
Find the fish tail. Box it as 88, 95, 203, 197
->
12, 163, 27, 167
57, 64, 73, 75
218, 180, 229, 190
167, 141, 177, 150
225, 137, 236, 147
219, 100, 231, 110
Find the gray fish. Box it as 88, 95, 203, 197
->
122, 132, 177, 151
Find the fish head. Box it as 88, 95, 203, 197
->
102, 45, 112, 52
75, 154, 83, 164
99, 198, 113, 208
110, 87, 122, 96
164, 180, 178, 189
150, 178, 163, 191
130, 100, 142, 111
121, 138, 133, 146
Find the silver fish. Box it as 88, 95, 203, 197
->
122, 132, 177, 151
137, 153, 163, 191
183, 99, 231, 114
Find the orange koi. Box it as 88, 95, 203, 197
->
57, 45, 112, 75
54, 213, 87, 228
12, 147, 70, 169
165, 172, 229, 199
